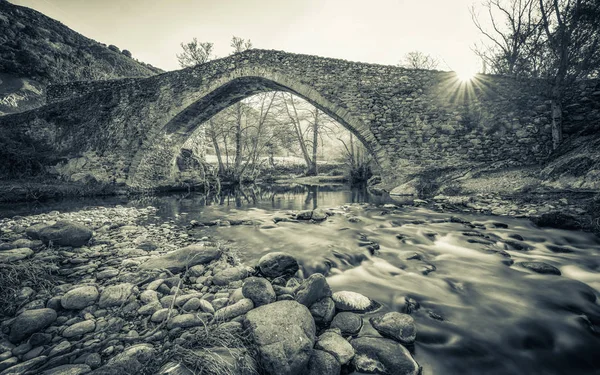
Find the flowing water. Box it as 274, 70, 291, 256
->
2, 184, 599, 375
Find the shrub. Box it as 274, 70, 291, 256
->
0, 260, 58, 317
108, 44, 120, 53
122, 49, 132, 58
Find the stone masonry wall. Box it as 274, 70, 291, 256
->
3, 49, 594, 188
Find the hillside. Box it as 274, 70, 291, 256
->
0, 0, 162, 115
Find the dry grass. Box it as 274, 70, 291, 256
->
0, 259, 59, 317
172, 323, 259, 375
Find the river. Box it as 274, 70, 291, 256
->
1, 183, 599, 375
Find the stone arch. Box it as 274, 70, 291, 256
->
127, 67, 389, 188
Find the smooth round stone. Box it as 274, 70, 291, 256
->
258, 252, 299, 278
98, 283, 135, 308
62, 320, 96, 338
330, 312, 363, 335
309, 298, 335, 327
242, 277, 276, 307
307, 350, 341, 375
370, 312, 417, 345
332, 291, 379, 313
213, 298, 254, 321
61, 286, 99, 310
315, 331, 355, 365
0, 248, 33, 262
181, 298, 202, 312
9, 308, 57, 343
351, 337, 419, 375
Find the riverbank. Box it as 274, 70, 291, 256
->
1, 193, 599, 374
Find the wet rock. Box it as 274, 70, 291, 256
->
296, 210, 313, 220
244, 300, 315, 375
370, 312, 417, 345
503, 239, 533, 251
139, 244, 221, 273
546, 244, 574, 253
309, 297, 335, 327
315, 330, 355, 365
531, 212, 581, 230
9, 308, 57, 343
32, 221, 93, 247
258, 252, 299, 278
213, 298, 254, 322
295, 273, 332, 307
311, 209, 328, 221
242, 277, 276, 307
0, 248, 33, 262
401, 297, 420, 314
330, 312, 363, 335
350, 337, 419, 375
61, 286, 99, 310
42, 364, 92, 375
306, 350, 340, 375
63, 320, 95, 338
518, 262, 561, 275
98, 283, 135, 308
332, 291, 380, 313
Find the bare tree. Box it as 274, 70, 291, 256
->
471, 0, 544, 76
399, 51, 439, 70
177, 38, 214, 68
230, 36, 253, 53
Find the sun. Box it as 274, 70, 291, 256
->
455, 67, 478, 82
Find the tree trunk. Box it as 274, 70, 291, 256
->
209, 119, 224, 174
233, 102, 243, 182
307, 110, 319, 176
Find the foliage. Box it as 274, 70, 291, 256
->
399, 51, 439, 70
107, 44, 120, 53
471, 0, 600, 149
177, 38, 214, 68
122, 49, 132, 58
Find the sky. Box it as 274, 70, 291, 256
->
9, 0, 485, 75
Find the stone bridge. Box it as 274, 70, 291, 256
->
0, 49, 566, 189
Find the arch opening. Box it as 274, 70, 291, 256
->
128, 74, 385, 188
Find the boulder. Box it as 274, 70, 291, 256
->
33, 221, 93, 247
350, 337, 419, 375
61, 286, 99, 310
244, 300, 315, 375
9, 308, 57, 343
311, 209, 328, 221
242, 277, 276, 307
295, 273, 332, 307
370, 312, 417, 345
140, 244, 221, 273
258, 252, 299, 278
98, 283, 135, 308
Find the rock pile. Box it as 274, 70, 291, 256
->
0, 206, 421, 375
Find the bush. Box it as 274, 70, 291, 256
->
122, 49, 132, 58
108, 44, 120, 53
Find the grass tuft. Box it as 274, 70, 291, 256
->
0, 259, 59, 317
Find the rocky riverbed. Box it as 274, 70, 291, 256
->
0, 205, 427, 375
